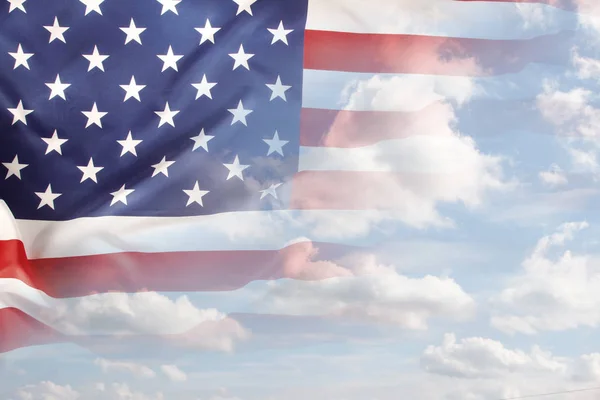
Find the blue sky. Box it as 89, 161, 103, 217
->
4, 1, 600, 400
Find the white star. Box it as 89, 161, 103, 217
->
268, 21, 293, 45
260, 183, 282, 200
120, 76, 146, 102
79, 0, 104, 15
42, 130, 68, 155
117, 131, 142, 157
120, 18, 146, 45
266, 75, 291, 101
110, 184, 135, 206
157, 0, 181, 15
183, 181, 210, 207
35, 184, 61, 210
83, 45, 109, 71
190, 129, 214, 152
229, 44, 254, 70
223, 155, 249, 181
7, 0, 26, 13
263, 131, 288, 156
155, 102, 180, 127
45, 74, 71, 100
7, 100, 33, 125
195, 19, 220, 44
232, 0, 257, 15
44, 17, 69, 43
151, 156, 175, 177
191, 75, 217, 100
2, 155, 28, 180
227, 100, 252, 126
157, 45, 183, 72
77, 158, 104, 183
8, 44, 33, 70
82, 102, 107, 128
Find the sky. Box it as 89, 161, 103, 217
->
3, 0, 600, 399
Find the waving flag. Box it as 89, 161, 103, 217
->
0, 0, 577, 353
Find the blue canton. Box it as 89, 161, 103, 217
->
0, 0, 308, 220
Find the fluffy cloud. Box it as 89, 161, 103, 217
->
421, 333, 567, 379
539, 164, 568, 186
491, 221, 600, 334
160, 364, 187, 382
16, 381, 79, 400
108, 383, 164, 400
253, 256, 475, 329
94, 358, 156, 378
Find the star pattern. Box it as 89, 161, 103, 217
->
223, 155, 250, 181
46, 74, 71, 100
83, 45, 109, 71
228, 100, 253, 126
266, 75, 291, 101
157, 46, 183, 72
35, 184, 62, 210
82, 102, 107, 128
268, 21, 293, 45
190, 129, 214, 152
77, 158, 104, 183
8, 44, 33, 70
120, 76, 146, 102
120, 18, 146, 45
229, 44, 254, 70
44, 17, 69, 43
0, 0, 304, 218
7, 100, 33, 125
42, 130, 68, 155
183, 181, 210, 206
2, 155, 28, 180
195, 19, 221, 45
191, 75, 217, 99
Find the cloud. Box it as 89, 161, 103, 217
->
16, 381, 79, 400
252, 256, 475, 329
160, 364, 187, 382
490, 221, 600, 334
421, 333, 567, 379
109, 383, 164, 400
574, 353, 600, 382
539, 164, 568, 186
94, 358, 156, 378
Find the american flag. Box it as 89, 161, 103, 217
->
0, 0, 576, 354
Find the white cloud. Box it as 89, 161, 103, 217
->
421, 333, 567, 379
16, 381, 79, 400
539, 164, 568, 187
94, 358, 155, 378
109, 383, 164, 400
253, 256, 475, 329
491, 221, 600, 334
160, 364, 187, 382
574, 353, 600, 382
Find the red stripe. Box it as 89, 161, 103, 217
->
0, 240, 358, 298
455, 0, 577, 10
290, 171, 454, 210
0, 307, 247, 354
304, 30, 572, 75
300, 105, 454, 148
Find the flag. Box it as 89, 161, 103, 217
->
0, 0, 576, 353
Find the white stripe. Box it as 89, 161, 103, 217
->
5, 210, 386, 258
0, 201, 21, 241
298, 137, 479, 173
302, 64, 567, 112
306, 0, 580, 39
0, 278, 226, 335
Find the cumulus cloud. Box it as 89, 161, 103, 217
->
94, 358, 155, 378
109, 383, 164, 400
253, 256, 475, 329
539, 164, 568, 186
490, 221, 600, 334
160, 364, 187, 382
421, 333, 567, 379
16, 381, 79, 400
